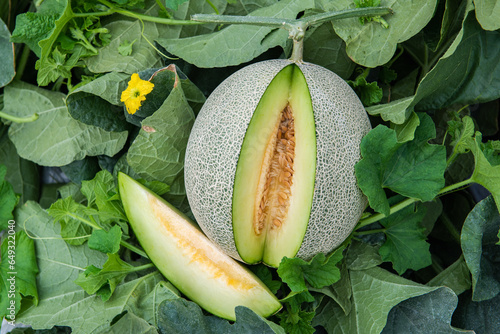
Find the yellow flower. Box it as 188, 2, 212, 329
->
120, 73, 155, 114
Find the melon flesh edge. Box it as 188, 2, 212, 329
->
118, 172, 281, 321
184, 59, 371, 263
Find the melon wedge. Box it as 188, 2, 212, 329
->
118, 172, 282, 321
232, 64, 316, 267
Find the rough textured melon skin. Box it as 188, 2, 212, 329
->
184, 59, 371, 262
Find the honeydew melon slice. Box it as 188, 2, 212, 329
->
232, 64, 316, 267
118, 172, 282, 321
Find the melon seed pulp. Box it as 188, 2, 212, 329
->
232, 64, 316, 267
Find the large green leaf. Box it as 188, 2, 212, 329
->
313, 266, 439, 334
4, 82, 127, 167
66, 73, 131, 132
303, 23, 355, 79
156, 0, 314, 68
127, 72, 194, 191
84, 2, 167, 74
15, 201, 176, 333
468, 134, 500, 213
381, 287, 472, 333
0, 165, 18, 230
277, 248, 344, 294
461, 195, 500, 301
0, 18, 15, 87
427, 256, 472, 296
172, 0, 229, 39
414, 9, 500, 110
321, 0, 437, 67
33, 0, 74, 86
378, 203, 431, 275
452, 291, 500, 333
473, 0, 500, 30
99, 312, 157, 334
0, 135, 39, 204
157, 299, 285, 334
355, 113, 446, 216
365, 96, 413, 125
0, 231, 39, 319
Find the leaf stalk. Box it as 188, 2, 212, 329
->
0, 111, 39, 123
357, 178, 474, 230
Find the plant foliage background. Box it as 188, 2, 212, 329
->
1, 0, 500, 333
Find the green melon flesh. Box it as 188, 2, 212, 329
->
232, 64, 316, 267
118, 172, 281, 321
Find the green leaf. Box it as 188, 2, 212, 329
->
156, 0, 314, 68
0, 231, 39, 319
347, 72, 383, 107
452, 290, 500, 333
66, 93, 130, 133
15, 202, 172, 332
276, 304, 315, 334
164, 0, 189, 10
461, 195, 500, 301
355, 113, 446, 216
84, 3, 169, 74
10, 11, 56, 57
427, 255, 472, 296
473, 0, 500, 30
310, 261, 352, 314
303, 22, 355, 79
277, 247, 344, 294
4, 82, 127, 167
127, 71, 195, 197
449, 116, 475, 154
393, 111, 420, 143
99, 312, 157, 334
60, 157, 101, 184
0, 135, 40, 204
468, 135, 500, 213
250, 264, 282, 294
378, 203, 432, 275
47, 197, 93, 245
423, 0, 467, 52
0, 164, 18, 230
80, 170, 127, 224
74, 253, 136, 301
381, 287, 471, 333
117, 39, 137, 56
157, 299, 285, 334
312, 266, 440, 334
0, 18, 15, 87
365, 96, 413, 124
66, 72, 131, 132
34, 0, 75, 86
137, 179, 170, 196
345, 240, 383, 271
88, 225, 122, 254
69, 72, 130, 106
413, 9, 500, 110
322, 0, 437, 67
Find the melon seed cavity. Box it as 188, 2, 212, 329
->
255, 104, 295, 235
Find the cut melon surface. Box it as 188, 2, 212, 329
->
232, 64, 316, 267
118, 172, 281, 321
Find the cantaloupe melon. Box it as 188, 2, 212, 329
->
184, 59, 371, 267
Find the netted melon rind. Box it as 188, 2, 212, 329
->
184, 59, 371, 262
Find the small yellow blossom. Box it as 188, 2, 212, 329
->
120, 73, 154, 114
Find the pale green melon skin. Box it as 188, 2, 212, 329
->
184, 59, 371, 262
